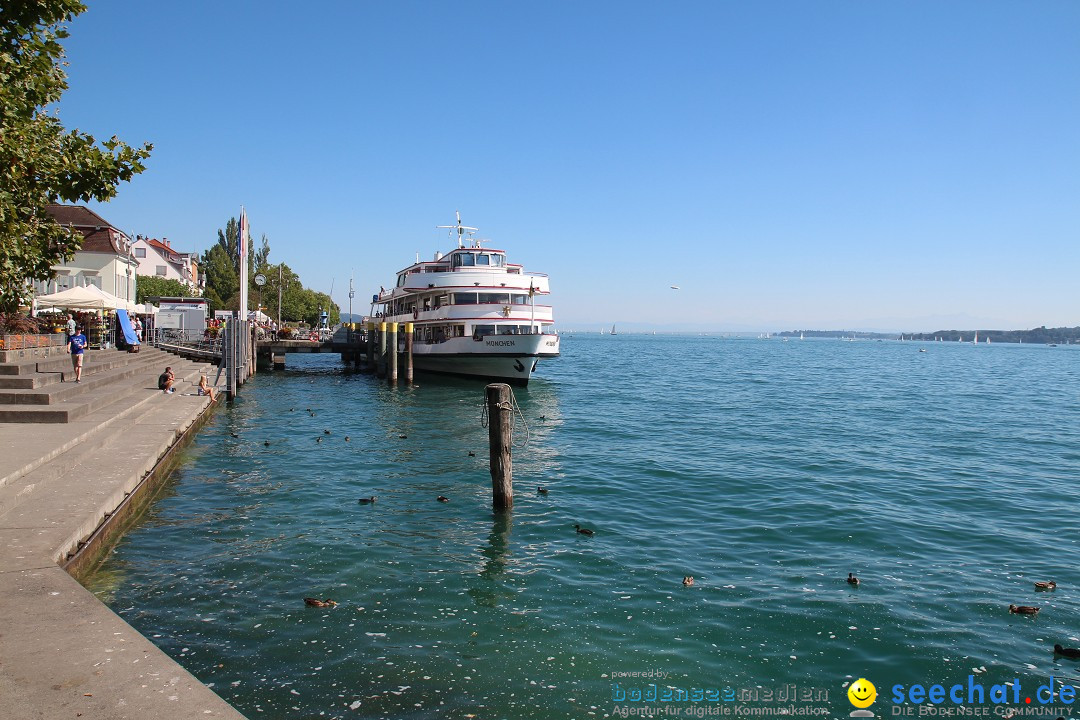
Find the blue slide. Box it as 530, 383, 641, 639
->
115, 309, 140, 346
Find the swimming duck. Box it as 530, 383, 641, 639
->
358, 496, 377, 505
1034, 581, 1057, 591
468, 451, 476, 457
437, 495, 449, 503
399, 434, 408, 439
537, 486, 549, 495
263, 440, 270, 447
1009, 604, 1040, 615
345, 436, 350, 442
683, 576, 694, 587
574, 524, 594, 536
847, 573, 860, 587
304, 598, 337, 607
230, 432, 239, 438
316, 437, 322, 443
1054, 644, 1080, 658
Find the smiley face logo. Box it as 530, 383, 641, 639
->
848, 678, 877, 708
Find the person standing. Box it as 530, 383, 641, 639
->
68, 325, 87, 383
65, 314, 75, 342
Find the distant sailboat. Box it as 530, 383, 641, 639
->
973, 331, 978, 344
800, 332, 804, 340
610, 323, 617, 336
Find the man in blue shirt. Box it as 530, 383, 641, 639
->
68, 325, 87, 383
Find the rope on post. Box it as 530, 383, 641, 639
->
480, 387, 530, 448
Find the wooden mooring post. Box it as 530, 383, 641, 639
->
404, 321, 414, 384
388, 322, 398, 383
486, 383, 513, 510
377, 322, 387, 378
366, 322, 375, 372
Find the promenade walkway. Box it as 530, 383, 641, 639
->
0, 347, 246, 719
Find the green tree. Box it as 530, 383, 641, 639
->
0, 1, 152, 313
135, 275, 191, 304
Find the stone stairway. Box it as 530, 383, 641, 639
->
0, 346, 214, 423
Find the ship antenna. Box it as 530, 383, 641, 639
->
436, 210, 478, 249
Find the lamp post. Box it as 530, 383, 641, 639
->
348, 275, 355, 342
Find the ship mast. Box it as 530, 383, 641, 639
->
436, 211, 479, 249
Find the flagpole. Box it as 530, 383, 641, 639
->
238, 207, 249, 321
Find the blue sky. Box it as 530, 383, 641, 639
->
62, 1, 1079, 331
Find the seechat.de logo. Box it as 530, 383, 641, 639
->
848, 678, 877, 717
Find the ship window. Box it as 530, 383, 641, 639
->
453, 325, 465, 337
492, 255, 504, 267
452, 254, 461, 268
397, 274, 406, 287
512, 294, 530, 305
461, 253, 475, 266
478, 292, 510, 304
473, 324, 496, 338
476, 254, 490, 266
452, 292, 477, 305
437, 295, 447, 307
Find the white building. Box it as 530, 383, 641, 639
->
37, 205, 138, 303
131, 236, 201, 292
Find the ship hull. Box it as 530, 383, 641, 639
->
406, 332, 559, 385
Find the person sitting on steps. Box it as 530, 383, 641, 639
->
197, 374, 218, 403
158, 366, 175, 394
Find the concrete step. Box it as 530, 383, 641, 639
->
0, 351, 167, 405
0, 360, 211, 514
0, 373, 62, 390
0, 354, 212, 424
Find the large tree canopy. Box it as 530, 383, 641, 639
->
0, 0, 153, 313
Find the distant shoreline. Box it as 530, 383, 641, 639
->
777, 326, 1080, 344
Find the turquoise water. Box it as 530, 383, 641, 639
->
88, 336, 1080, 719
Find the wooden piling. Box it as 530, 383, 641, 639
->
486, 383, 513, 510
377, 322, 387, 378
405, 321, 414, 384
388, 322, 398, 383
366, 322, 375, 372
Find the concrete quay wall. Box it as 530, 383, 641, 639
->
0, 384, 247, 719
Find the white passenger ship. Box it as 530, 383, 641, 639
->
372, 213, 559, 384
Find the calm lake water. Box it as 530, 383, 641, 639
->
87, 336, 1080, 719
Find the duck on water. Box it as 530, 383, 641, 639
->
369, 212, 560, 385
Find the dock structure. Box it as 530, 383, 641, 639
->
159, 325, 427, 386
253, 326, 370, 371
